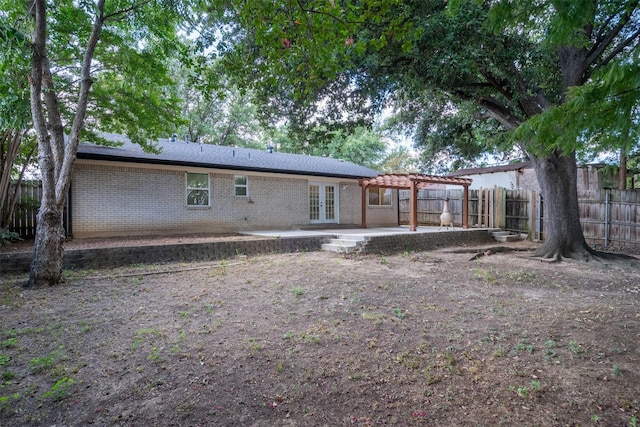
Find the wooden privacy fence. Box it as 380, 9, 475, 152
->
399, 188, 535, 233
3, 180, 42, 239
400, 187, 640, 249
578, 189, 640, 248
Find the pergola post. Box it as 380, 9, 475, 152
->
360, 184, 367, 228
463, 184, 469, 229
410, 180, 418, 232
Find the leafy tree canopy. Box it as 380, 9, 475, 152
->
1, 0, 191, 151
3, 0, 201, 286
201, 0, 639, 171
199, 0, 640, 261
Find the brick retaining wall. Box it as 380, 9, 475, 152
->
1, 231, 497, 275
0, 237, 328, 275
362, 230, 496, 254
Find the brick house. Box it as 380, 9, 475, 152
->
70, 134, 396, 238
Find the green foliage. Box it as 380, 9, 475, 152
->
0, 392, 20, 414
1, 9, 37, 228
170, 58, 266, 148
203, 0, 640, 172
0, 10, 31, 132
29, 347, 67, 374
1, 337, 18, 348
43, 377, 74, 401
3, 0, 193, 149
0, 229, 21, 246
378, 146, 421, 174
393, 308, 405, 319
569, 340, 585, 357
275, 125, 386, 168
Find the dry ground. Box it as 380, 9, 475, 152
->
0, 241, 639, 426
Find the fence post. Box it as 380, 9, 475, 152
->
604, 189, 610, 248
493, 186, 506, 229
527, 190, 534, 240
487, 188, 494, 228
479, 188, 484, 227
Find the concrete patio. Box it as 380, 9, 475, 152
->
1, 226, 506, 275
242, 225, 499, 239
243, 226, 503, 254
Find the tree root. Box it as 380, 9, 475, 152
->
458, 246, 533, 261
456, 244, 639, 264
529, 245, 639, 264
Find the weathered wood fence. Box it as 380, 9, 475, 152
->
3, 180, 42, 239
400, 187, 640, 249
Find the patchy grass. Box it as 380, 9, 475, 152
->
0, 246, 639, 426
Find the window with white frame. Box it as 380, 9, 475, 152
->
186, 172, 210, 206
234, 175, 248, 197
368, 187, 392, 206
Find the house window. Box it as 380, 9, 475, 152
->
368, 187, 392, 206
186, 172, 210, 206
234, 175, 248, 197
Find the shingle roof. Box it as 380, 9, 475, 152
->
76, 134, 380, 179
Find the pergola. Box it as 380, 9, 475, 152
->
358, 174, 473, 231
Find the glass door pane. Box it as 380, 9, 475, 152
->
324, 185, 335, 221
309, 184, 320, 221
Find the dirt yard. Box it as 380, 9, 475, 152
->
0, 242, 639, 426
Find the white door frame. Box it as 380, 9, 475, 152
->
309, 182, 339, 224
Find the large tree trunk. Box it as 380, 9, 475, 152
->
530, 151, 596, 261
28, 203, 65, 286
26, 0, 104, 286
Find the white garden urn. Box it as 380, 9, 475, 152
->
440, 198, 454, 229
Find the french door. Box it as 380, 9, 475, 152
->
309, 183, 338, 224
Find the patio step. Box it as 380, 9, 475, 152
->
491, 230, 522, 242
321, 236, 368, 254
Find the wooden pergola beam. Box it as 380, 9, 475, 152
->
358, 174, 473, 231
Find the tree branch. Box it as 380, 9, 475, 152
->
41, 58, 65, 180
478, 68, 514, 101
595, 27, 640, 70
103, 0, 152, 21
477, 96, 521, 130
56, 0, 107, 205
29, 0, 55, 199
585, 0, 639, 71
294, 0, 361, 27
